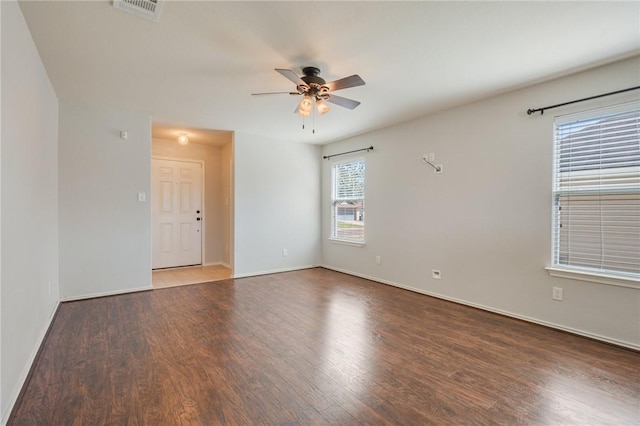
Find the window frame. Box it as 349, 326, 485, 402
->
547, 101, 640, 288
330, 157, 366, 246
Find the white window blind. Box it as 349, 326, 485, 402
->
331, 158, 365, 243
552, 102, 640, 280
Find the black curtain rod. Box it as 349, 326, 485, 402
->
323, 146, 374, 160
527, 86, 640, 116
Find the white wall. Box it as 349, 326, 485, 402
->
152, 138, 231, 266
59, 101, 151, 300
233, 133, 321, 276
322, 56, 640, 349
1, 0, 59, 421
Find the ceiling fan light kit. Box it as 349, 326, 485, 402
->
316, 99, 330, 115
252, 66, 365, 131
298, 94, 314, 116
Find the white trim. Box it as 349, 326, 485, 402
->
329, 154, 366, 165
320, 264, 640, 352
232, 265, 318, 279
554, 99, 640, 124
152, 155, 203, 164
550, 102, 640, 283
2, 301, 61, 426
330, 157, 366, 245
60, 285, 152, 302
201, 161, 206, 265
328, 238, 366, 247
546, 267, 639, 289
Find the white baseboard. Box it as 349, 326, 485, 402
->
201, 262, 232, 269
60, 285, 152, 302
2, 300, 60, 426
232, 264, 317, 279
320, 264, 640, 352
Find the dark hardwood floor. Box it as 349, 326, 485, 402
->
10, 268, 640, 425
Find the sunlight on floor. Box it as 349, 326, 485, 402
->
152, 264, 232, 289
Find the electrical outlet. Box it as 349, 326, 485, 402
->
552, 287, 563, 301
432, 269, 441, 280
282, 248, 288, 257
428, 152, 435, 162
376, 255, 381, 265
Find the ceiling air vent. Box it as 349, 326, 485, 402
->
113, 0, 164, 22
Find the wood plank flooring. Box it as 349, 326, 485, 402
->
9, 268, 640, 425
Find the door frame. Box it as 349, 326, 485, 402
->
151, 156, 206, 268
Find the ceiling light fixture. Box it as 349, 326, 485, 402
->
316, 99, 330, 115
298, 95, 313, 116
298, 108, 311, 118
178, 133, 189, 145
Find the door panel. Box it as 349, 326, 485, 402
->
160, 181, 173, 212
180, 182, 192, 212
159, 223, 173, 253
152, 159, 202, 269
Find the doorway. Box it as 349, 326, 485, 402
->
149, 129, 234, 289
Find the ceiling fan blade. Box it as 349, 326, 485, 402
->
324, 74, 365, 91
275, 68, 307, 87
251, 91, 300, 96
326, 94, 361, 110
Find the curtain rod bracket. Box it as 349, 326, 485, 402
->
422, 158, 442, 172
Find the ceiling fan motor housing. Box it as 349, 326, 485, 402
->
301, 66, 326, 86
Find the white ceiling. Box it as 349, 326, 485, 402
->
19, 1, 640, 145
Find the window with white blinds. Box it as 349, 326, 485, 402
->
552, 101, 640, 282
331, 158, 365, 243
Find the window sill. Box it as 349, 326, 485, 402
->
329, 238, 366, 247
545, 267, 640, 289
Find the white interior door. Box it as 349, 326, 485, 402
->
152, 159, 203, 269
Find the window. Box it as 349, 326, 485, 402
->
331, 158, 365, 244
550, 101, 639, 284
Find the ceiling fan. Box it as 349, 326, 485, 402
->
252, 67, 365, 116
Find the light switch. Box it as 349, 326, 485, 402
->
138, 192, 146, 202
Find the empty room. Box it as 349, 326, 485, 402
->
2, 1, 639, 425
